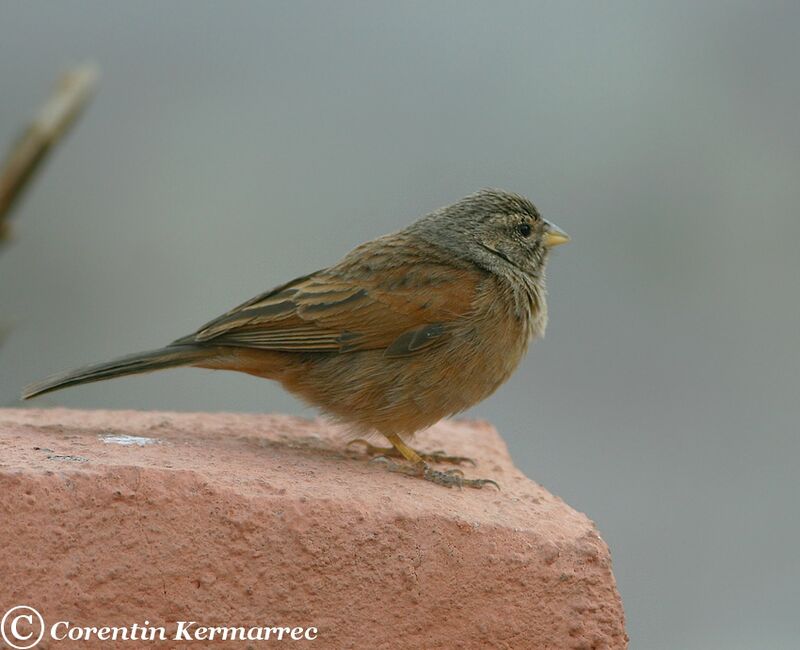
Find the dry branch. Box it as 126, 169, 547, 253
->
0, 63, 100, 241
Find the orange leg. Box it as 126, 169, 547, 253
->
350, 433, 499, 490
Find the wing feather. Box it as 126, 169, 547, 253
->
174, 247, 483, 355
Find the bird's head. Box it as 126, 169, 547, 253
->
412, 188, 569, 279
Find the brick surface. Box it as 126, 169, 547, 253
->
0, 408, 627, 649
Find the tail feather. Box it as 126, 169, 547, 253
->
22, 345, 211, 400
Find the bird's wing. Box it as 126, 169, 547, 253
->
172, 258, 483, 357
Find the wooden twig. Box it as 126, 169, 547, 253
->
0, 63, 100, 241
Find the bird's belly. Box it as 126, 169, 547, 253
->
279, 309, 532, 437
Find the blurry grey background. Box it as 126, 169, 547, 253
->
1, 1, 798, 647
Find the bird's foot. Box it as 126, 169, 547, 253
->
369, 457, 499, 490
347, 438, 476, 466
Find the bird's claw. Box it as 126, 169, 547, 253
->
423, 450, 477, 467
423, 465, 500, 490
371, 457, 500, 490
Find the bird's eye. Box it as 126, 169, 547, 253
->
516, 223, 532, 238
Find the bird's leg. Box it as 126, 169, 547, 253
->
363, 433, 499, 490
347, 438, 476, 466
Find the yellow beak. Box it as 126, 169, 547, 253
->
543, 221, 570, 248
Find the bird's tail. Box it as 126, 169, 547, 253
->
22, 345, 212, 400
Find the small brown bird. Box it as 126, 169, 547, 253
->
23, 189, 568, 488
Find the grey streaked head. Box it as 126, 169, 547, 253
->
408, 188, 569, 279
